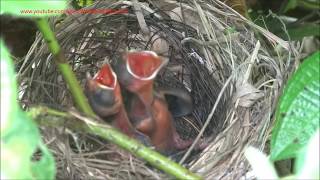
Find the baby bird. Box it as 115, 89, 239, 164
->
113, 51, 194, 154
85, 64, 150, 145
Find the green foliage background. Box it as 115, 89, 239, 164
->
1, 41, 56, 179
271, 51, 320, 161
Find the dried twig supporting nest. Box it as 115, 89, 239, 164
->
18, 0, 297, 179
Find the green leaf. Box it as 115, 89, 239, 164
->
77, 0, 94, 7
295, 129, 320, 179
298, 0, 320, 10
1, 110, 56, 180
1, 40, 18, 136
284, 0, 298, 12
279, 24, 320, 41
31, 142, 56, 180
1, 0, 66, 17
1, 40, 56, 179
270, 51, 320, 161
283, 0, 320, 12
1, 111, 40, 179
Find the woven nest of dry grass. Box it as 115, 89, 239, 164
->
18, 0, 298, 179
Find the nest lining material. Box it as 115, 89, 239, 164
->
18, 0, 297, 179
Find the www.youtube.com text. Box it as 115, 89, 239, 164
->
20, 8, 128, 15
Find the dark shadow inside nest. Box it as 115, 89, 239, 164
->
45, 13, 228, 162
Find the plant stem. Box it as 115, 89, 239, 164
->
34, 17, 95, 117
29, 106, 202, 180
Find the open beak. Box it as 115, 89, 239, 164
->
86, 64, 120, 118
86, 64, 151, 143
125, 51, 167, 81
113, 51, 168, 105
93, 64, 117, 89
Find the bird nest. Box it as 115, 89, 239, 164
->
18, 0, 297, 179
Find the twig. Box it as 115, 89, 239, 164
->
243, 40, 260, 84
34, 17, 95, 117
132, 0, 150, 36
29, 106, 203, 180
181, 34, 239, 46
